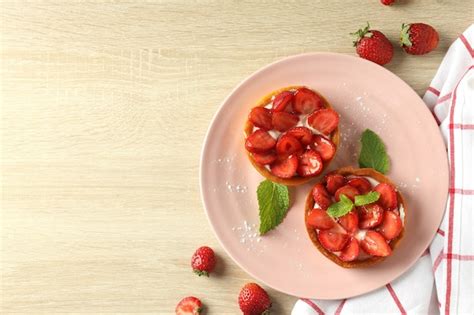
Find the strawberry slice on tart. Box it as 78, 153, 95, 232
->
305, 166, 406, 268
244, 86, 340, 186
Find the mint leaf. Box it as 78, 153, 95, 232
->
354, 191, 380, 206
358, 129, 390, 174
327, 195, 354, 218
257, 180, 290, 235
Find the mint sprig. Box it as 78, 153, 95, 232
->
326, 192, 380, 218
257, 180, 290, 235
358, 129, 390, 174
354, 191, 380, 206
327, 195, 354, 218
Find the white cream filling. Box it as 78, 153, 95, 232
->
267, 129, 280, 139
398, 204, 405, 222
354, 229, 367, 241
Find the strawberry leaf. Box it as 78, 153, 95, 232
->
354, 191, 381, 206
327, 195, 354, 218
257, 180, 290, 235
400, 23, 412, 47
351, 22, 373, 46
358, 129, 390, 174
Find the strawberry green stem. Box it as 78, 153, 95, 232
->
400, 23, 412, 47
350, 22, 373, 47
193, 269, 209, 277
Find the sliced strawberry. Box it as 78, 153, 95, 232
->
272, 112, 299, 132
307, 209, 335, 230
297, 149, 323, 177
307, 108, 339, 135
340, 238, 360, 262
360, 231, 392, 257
270, 154, 298, 178
347, 177, 372, 194
378, 211, 403, 240
338, 211, 359, 234
318, 230, 350, 252
293, 87, 323, 114
245, 130, 276, 153
312, 183, 332, 210
374, 183, 398, 210
272, 90, 294, 112
176, 296, 202, 315
276, 135, 303, 157
359, 203, 384, 229
252, 151, 277, 165
325, 174, 346, 194
248, 107, 272, 130
310, 135, 336, 161
335, 185, 360, 202
285, 127, 313, 145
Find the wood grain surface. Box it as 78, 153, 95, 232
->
0, 1, 472, 314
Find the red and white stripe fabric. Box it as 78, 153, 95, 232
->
292, 24, 474, 315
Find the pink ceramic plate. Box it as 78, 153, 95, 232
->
200, 53, 448, 299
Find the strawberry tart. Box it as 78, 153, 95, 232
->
305, 167, 406, 268
244, 86, 340, 186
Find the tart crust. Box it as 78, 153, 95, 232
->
304, 166, 406, 268
244, 86, 340, 186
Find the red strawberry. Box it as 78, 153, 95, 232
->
252, 151, 277, 165
285, 127, 313, 145
340, 238, 360, 262
293, 87, 323, 114
297, 149, 323, 177
318, 230, 350, 252
335, 185, 360, 202
272, 91, 294, 112
248, 107, 272, 130
339, 211, 359, 234
359, 203, 384, 229
276, 135, 303, 157
310, 135, 336, 161
381, 0, 395, 5
238, 283, 272, 315
352, 23, 394, 65
176, 296, 202, 315
378, 211, 403, 240
374, 183, 398, 210
347, 177, 372, 194
272, 112, 299, 132
312, 183, 332, 210
307, 108, 339, 135
361, 231, 391, 257
400, 23, 439, 55
325, 174, 346, 195
270, 154, 298, 178
191, 246, 216, 276
245, 130, 276, 153
307, 209, 335, 230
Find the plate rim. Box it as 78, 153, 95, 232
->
199, 52, 448, 299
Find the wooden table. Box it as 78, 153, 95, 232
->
1, 1, 471, 313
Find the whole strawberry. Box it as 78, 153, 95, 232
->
191, 246, 216, 276
352, 23, 394, 65
176, 296, 202, 315
400, 23, 439, 55
381, 0, 395, 5
238, 283, 271, 315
